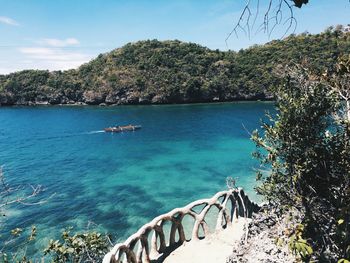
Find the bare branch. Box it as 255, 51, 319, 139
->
252, 0, 260, 29
0, 167, 54, 212
226, 0, 252, 46
281, 0, 297, 38
228, 0, 301, 43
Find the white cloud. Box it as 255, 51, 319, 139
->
19, 47, 88, 62
17, 38, 92, 72
38, 38, 80, 47
19, 47, 89, 63
0, 37, 95, 74
19, 47, 55, 56
0, 16, 19, 26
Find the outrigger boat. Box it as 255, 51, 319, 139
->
104, 124, 141, 133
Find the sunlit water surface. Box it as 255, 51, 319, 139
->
0, 102, 273, 257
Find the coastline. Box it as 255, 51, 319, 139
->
0, 98, 275, 108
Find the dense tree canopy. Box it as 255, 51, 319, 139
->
0, 27, 349, 106
252, 56, 350, 262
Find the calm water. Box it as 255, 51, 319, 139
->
0, 102, 272, 255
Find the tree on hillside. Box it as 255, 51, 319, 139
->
252, 56, 350, 262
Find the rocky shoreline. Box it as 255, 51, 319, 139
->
0, 92, 273, 107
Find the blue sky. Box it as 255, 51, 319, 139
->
0, 0, 349, 74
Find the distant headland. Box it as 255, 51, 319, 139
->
0, 27, 349, 106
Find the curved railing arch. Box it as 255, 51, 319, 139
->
103, 188, 259, 263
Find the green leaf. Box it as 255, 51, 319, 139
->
338, 219, 344, 225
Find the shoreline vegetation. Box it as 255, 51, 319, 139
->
1, 26, 349, 107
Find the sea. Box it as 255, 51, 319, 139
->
0, 102, 273, 257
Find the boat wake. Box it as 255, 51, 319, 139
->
84, 130, 105, 134
51, 130, 105, 138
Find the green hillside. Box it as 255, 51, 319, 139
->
0, 27, 349, 106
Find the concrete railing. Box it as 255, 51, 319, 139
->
103, 189, 259, 263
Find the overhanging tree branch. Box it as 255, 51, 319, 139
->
226, 0, 307, 44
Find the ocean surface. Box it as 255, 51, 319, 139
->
0, 102, 273, 256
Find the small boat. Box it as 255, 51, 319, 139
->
104, 124, 142, 133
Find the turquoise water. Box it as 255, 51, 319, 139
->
0, 102, 272, 256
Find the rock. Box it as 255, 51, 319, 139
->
58, 96, 69, 104
83, 90, 105, 105
35, 95, 50, 105
125, 94, 139, 104
152, 94, 166, 104
35, 100, 49, 105
15, 98, 30, 105
0, 92, 15, 105
105, 93, 120, 104
48, 93, 64, 104
138, 96, 150, 104
226, 204, 298, 263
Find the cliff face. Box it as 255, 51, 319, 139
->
0, 29, 349, 106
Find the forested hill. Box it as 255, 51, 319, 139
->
0, 27, 349, 106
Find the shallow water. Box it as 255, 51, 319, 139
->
0, 102, 273, 256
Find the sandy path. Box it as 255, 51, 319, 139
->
163, 218, 249, 263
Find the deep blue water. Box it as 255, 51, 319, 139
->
0, 102, 273, 256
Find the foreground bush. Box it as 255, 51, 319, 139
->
252, 56, 350, 262
44, 229, 111, 262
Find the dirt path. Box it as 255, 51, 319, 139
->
163, 218, 249, 263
